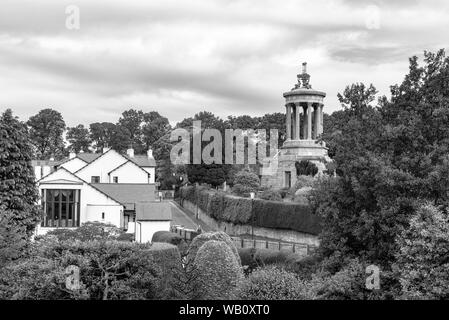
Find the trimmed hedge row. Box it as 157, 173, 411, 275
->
180, 186, 321, 235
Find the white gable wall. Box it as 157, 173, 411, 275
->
60, 157, 87, 173
135, 221, 170, 243
143, 167, 156, 184
75, 150, 127, 183
109, 161, 149, 184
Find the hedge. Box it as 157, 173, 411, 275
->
180, 186, 321, 235
152, 231, 184, 246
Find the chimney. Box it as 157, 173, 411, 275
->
103, 147, 111, 154
127, 148, 134, 158
147, 149, 153, 158
69, 152, 76, 159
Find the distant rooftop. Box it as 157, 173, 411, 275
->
136, 202, 172, 221
91, 183, 156, 210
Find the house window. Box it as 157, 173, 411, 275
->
91, 176, 100, 183
41, 189, 80, 227
113, 176, 118, 183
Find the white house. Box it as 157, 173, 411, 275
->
32, 147, 169, 238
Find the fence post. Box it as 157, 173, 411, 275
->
253, 239, 256, 248
306, 245, 310, 255
278, 241, 281, 250
266, 240, 268, 249
293, 243, 296, 253
241, 238, 244, 248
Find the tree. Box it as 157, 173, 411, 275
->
89, 122, 131, 153
142, 111, 171, 150
394, 203, 449, 299
66, 124, 91, 153
0, 109, 41, 240
232, 169, 260, 196
27, 108, 66, 159
118, 109, 144, 152
295, 160, 318, 176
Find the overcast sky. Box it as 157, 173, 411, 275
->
1, 0, 448, 127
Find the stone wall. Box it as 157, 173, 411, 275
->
181, 199, 319, 246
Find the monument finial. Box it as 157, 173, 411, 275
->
293, 61, 312, 90
302, 62, 307, 74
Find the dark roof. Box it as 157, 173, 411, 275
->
124, 155, 156, 167
77, 153, 102, 163
136, 202, 172, 221
91, 183, 156, 209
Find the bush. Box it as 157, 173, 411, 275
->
1, 239, 163, 300
193, 240, 243, 299
45, 222, 125, 242
295, 160, 318, 176
393, 203, 449, 299
152, 231, 184, 246
116, 233, 135, 242
259, 189, 282, 201
238, 265, 311, 300
232, 169, 260, 197
186, 231, 241, 266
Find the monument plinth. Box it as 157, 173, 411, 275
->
261, 62, 331, 189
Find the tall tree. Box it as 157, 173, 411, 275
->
142, 111, 171, 151
66, 124, 91, 153
89, 122, 131, 153
117, 109, 144, 153
0, 109, 41, 240
27, 108, 66, 159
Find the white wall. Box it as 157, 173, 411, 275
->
60, 158, 87, 173
38, 169, 124, 229
75, 150, 127, 183
85, 205, 123, 227
109, 161, 150, 184
143, 167, 156, 184
135, 221, 170, 243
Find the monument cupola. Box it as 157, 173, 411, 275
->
283, 62, 326, 141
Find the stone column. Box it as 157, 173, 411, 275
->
318, 104, 324, 136
313, 104, 320, 139
302, 105, 307, 139
292, 106, 296, 140
295, 104, 300, 140
286, 104, 291, 140
307, 103, 312, 140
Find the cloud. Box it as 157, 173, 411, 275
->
0, 0, 448, 126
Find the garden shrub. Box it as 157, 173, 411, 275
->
294, 175, 316, 189
152, 231, 184, 246
393, 203, 449, 299
7, 239, 163, 300
232, 169, 260, 197
238, 265, 312, 300
193, 240, 243, 299
295, 160, 318, 176
221, 196, 252, 224
259, 189, 282, 201
45, 221, 125, 242
186, 231, 241, 266
116, 233, 135, 242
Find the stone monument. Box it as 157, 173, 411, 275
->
261, 62, 331, 189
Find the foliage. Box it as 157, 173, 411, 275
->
0, 109, 41, 239
27, 108, 66, 159
186, 231, 241, 267
152, 231, 184, 246
44, 222, 126, 242
238, 247, 304, 270
232, 169, 260, 196
238, 265, 311, 300
295, 160, 318, 176
259, 189, 282, 201
0, 210, 27, 268
294, 175, 316, 189
394, 203, 449, 299
66, 124, 91, 153
180, 186, 321, 235
193, 240, 243, 299
1, 239, 163, 300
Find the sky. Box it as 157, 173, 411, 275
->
1, 0, 448, 127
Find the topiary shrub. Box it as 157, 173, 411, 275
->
45, 221, 125, 242
116, 233, 135, 242
238, 265, 311, 300
193, 240, 243, 299
232, 169, 260, 197
186, 231, 241, 266
147, 242, 184, 299
152, 231, 184, 246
